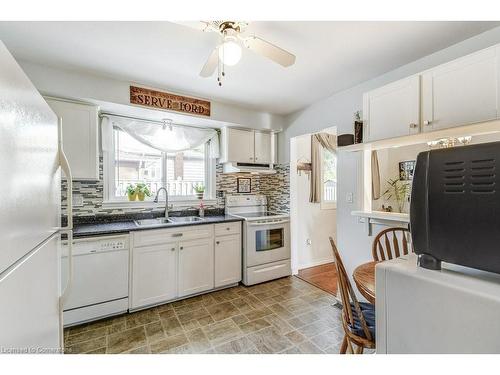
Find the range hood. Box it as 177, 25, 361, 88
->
222, 162, 276, 174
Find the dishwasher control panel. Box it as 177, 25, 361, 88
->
62, 235, 129, 256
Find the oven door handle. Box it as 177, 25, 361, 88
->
248, 219, 290, 226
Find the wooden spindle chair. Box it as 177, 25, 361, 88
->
372, 227, 413, 262
329, 237, 375, 354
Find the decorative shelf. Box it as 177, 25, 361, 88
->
352, 210, 409, 235
338, 119, 500, 152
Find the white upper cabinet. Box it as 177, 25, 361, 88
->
363, 75, 421, 142
422, 47, 500, 132
220, 127, 275, 164
254, 132, 272, 164
224, 128, 255, 163
45, 98, 99, 180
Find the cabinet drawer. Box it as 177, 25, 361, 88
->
214, 222, 241, 236
133, 224, 214, 248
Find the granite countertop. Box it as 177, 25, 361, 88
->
70, 214, 243, 238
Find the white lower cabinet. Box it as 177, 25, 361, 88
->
131, 222, 242, 310
215, 234, 242, 288
131, 242, 177, 309
178, 238, 214, 297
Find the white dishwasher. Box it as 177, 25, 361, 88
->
61, 235, 129, 327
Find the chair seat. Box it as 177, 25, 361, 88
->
348, 302, 376, 339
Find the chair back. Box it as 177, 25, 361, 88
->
329, 237, 373, 342
372, 227, 412, 262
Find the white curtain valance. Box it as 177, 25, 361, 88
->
101, 115, 220, 158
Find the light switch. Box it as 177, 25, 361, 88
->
346, 192, 353, 203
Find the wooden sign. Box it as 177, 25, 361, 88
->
130, 85, 211, 117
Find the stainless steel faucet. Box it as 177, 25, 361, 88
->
153, 187, 171, 218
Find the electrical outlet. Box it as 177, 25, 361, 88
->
346, 192, 353, 203
306, 239, 312, 246
72, 195, 84, 207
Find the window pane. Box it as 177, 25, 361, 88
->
323, 149, 337, 202
166, 145, 205, 197
114, 129, 163, 198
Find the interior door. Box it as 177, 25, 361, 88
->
422, 47, 499, 132
226, 128, 255, 163
364, 75, 420, 142
254, 132, 272, 164
131, 242, 177, 309
178, 238, 214, 297
0, 233, 61, 351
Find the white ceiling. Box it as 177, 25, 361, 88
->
0, 21, 499, 115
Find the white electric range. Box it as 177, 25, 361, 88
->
225, 195, 291, 285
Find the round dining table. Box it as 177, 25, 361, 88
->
352, 261, 379, 304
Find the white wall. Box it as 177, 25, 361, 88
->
281, 26, 500, 287
18, 60, 286, 132
290, 133, 336, 273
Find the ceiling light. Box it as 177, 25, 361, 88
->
219, 38, 242, 66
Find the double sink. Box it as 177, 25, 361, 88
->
135, 216, 204, 227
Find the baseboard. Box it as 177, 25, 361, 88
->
297, 256, 334, 271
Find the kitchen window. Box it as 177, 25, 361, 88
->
321, 147, 337, 209
103, 120, 216, 205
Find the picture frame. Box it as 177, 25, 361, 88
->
237, 177, 252, 193
399, 160, 416, 181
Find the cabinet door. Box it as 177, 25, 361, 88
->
214, 234, 242, 288
422, 48, 499, 132
131, 243, 177, 309
254, 132, 272, 164
364, 76, 420, 142
45, 98, 99, 180
226, 128, 255, 163
178, 238, 214, 297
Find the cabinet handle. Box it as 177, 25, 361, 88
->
172, 233, 183, 237
226, 227, 230, 230
180, 246, 184, 250
409, 123, 418, 129
171, 247, 175, 251
216, 241, 220, 245
424, 120, 432, 126
249, 157, 253, 160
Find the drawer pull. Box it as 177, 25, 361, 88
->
172, 233, 183, 237
216, 241, 220, 245
226, 227, 230, 230
180, 246, 184, 250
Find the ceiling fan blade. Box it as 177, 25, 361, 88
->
200, 47, 219, 77
243, 36, 295, 67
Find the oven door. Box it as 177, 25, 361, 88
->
245, 219, 290, 267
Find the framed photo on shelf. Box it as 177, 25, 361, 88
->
237, 177, 251, 193
399, 160, 416, 181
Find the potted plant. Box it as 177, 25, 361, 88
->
126, 184, 137, 201
194, 184, 205, 199
382, 177, 411, 213
136, 183, 151, 201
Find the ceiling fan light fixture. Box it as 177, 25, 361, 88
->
218, 38, 242, 66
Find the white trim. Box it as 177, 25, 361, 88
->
320, 146, 337, 210
101, 199, 217, 210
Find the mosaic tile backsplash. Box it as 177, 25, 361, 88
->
62, 158, 290, 217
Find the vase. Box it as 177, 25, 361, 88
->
127, 192, 137, 201
137, 192, 145, 201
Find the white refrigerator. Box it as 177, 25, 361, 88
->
0, 41, 73, 353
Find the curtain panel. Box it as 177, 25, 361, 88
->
310, 133, 337, 203
101, 115, 220, 158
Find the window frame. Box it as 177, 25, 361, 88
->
320, 146, 337, 210
102, 127, 216, 208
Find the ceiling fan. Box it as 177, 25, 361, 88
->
179, 21, 296, 86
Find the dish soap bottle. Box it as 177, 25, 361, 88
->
198, 200, 205, 218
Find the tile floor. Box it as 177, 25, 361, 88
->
64, 276, 345, 354
297, 263, 338, 296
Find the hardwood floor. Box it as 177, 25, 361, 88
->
297, 263, 338, 297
